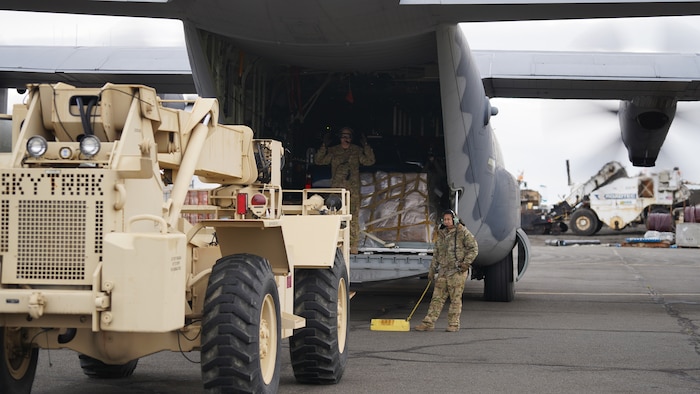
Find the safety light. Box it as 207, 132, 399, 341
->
79, 135, 101, 158
59, 147, 73, 159
249, 193, 268, 218
236, 193, 248, 215
251, 193, 267, 206
26, 136, 48, 158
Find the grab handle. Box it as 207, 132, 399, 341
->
127, 214, 168, 234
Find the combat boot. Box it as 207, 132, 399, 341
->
414, 323, 434, 332
445, 325, 459, 332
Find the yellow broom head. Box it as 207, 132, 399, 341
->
370, 318, 410, 332
369, 279, 432, 332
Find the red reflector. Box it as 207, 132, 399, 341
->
287, 275, 292, 288
251, 193, 267, 206
237, 193, 248, 215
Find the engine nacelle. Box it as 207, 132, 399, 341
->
619, 96, 677, 167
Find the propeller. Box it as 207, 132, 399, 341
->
488, 17, 700, 195
548, 16, 700, 183
651, 101, 700, 181
541, 100, 628, 196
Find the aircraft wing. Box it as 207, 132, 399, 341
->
2, 44, 695, 167
4, 1, 700, 72
472, 50, 700, 166
0, 46, 193, 93
3, 0, 700, 24
3, 45, 699, 102
476, 50, 700, 100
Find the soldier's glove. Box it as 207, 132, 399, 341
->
323, 133, 332, 147
359, 133, 368, 147
459, 263, 469, 273
428, 271, 435, 282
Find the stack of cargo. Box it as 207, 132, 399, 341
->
164, 185, 215, 225
357, 171, 438, 248
182, 190, 215, 224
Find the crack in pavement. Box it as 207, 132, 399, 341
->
612, 249, 700, 358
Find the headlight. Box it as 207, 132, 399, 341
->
79, 135, 101, 158
27, 136, 48, 158
325, 194, 343, 211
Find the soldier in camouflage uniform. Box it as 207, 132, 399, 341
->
315, 127, 375, 253
415, 209, 478, 332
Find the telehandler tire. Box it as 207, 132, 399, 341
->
201, 254, 281, 394
78, 354, 138, 378
290, 248, 349, 384
1, 327, 38, 394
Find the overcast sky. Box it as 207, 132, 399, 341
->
2, 11, 699, 202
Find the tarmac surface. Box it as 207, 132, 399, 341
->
28, 225, 700, 393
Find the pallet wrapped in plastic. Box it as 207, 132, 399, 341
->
358, 171, 439, 248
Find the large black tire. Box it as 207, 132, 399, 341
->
483, 251, 515, 302
78, 355, 138, 378
570, 208, 600, 236
596, 220, 604, 232
1, 327, 38, 394
201, 254, 281, 394
290, 248, 349, 384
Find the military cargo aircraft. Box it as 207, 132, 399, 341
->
2, 1, 700, 303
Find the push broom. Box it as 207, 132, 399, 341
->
370, 280, 432, 332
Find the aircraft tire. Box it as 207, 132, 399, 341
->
78, 355, 138, 378
483, 251, 515, 302
570, 208, 599, 236
201, 254, 281, 394
1, 327, 38, 393
290, 248, 349, 384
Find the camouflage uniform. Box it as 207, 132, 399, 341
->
420, 224, 478, 329
315, 141, 375, 251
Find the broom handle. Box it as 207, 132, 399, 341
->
406, 279, 432, 322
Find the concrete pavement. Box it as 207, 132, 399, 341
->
30, 240, 700, 393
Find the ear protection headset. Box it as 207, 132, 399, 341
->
440, 209, 460, 226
